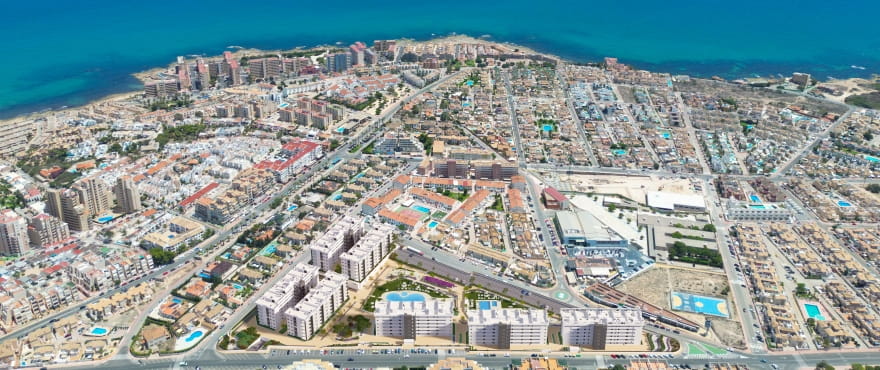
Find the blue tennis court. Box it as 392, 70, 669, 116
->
671, 291, 729, 318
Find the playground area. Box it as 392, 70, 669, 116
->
671, 291, 730, 318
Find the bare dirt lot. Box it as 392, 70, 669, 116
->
616, 264, 745, 349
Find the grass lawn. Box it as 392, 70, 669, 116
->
703, 344, 727, 355
687, 343, 706, 355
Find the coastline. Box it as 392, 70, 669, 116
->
0, 34, 872, 124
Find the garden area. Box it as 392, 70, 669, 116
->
362, 277, 450, 312
669, 241, 723, 268
464, 288, 529, 310
332, 315, 372, 338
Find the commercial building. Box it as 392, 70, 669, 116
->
284, 271, 348, 339
560, 308, 644, 349
256, 264, 319, 330
0, 210, 28, 256
646, 191, 706, 213
554, 211, 628, 250
373, 298, 454, 339
26, 213, 70, 248
466, 307, 548, 349
340, 223, 394, 282
310, 216, 364, 272
113, 176, 142, 214
542, 187, 569, 210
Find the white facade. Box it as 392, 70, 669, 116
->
340, 223, 394, 281
310, 216, 364, 271
0, 209, 28, 256
374, 298, 454, 339
646, 191, 706, 212
467, 308, 548, 348
285, 271, 348, 339
256, 264, 319, 330
561, 308, 644, 348
726, 201, 792, 221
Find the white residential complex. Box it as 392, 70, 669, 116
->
256, 264, 319, 330
285, 271, 348, 339
310, 216, 364, 272
467, 307, 548, 349
373, 298, 454, 339
340, 223, 394, 282
561, 308, 644, 349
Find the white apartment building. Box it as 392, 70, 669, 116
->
373, 298, 454, 339
285, 271, 348, 339
310, 216, 364, 271
340, 223, 394, 282
467, 307, 548, 349
561, 308, 644, 349
256, 264, 319, 330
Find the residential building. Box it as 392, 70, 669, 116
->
74, 178, 112, 217
284, 271, 348, 339
27, 213, 70, 248
0, 210, 28, 256
256, 264, 319, 330
144, 80, 179, 98
57, 189, 90, 232
0, 119, 35, 160
340, 223, 394, 282
310, 216, 364, 272
472, 161, 518, 180
141, 216, 205, 252
467, 307, 548, 349
113, 175, 142, 214
326, 53, 352, 73
374, 298, 454, 339
560, 308, 644, 349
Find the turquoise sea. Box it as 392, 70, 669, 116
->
1, 0, 878, 118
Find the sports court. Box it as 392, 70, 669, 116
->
670, 291, 729, 318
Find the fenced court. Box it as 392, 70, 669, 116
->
670, 291, 729, 318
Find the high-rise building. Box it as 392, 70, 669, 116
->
45, 188, 64, 219
75, 178, 112, 217
560, 308, 644, 349
27, 213, 70, 248
467, 307, 548, 349
256, 264, 319, 330
0, 210, 29, 256
340, 223, 394, 282
54, 189, 90, 232
374, 298, 454, 339
349, 42, 368, 66
144, 80, 180, 98
326, 53, 352, 73
0, 119, 35, 161
113, 176, 142, 214
310, 216, 364, 272
284, 271, 348, 339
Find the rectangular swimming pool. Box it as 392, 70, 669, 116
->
804, 303, 826, 320
412, 205, 431, 213
749, 194, 761, 203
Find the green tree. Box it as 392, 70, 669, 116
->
866, 184, 880, 194
148, 248, 176, 265
702, 224, 717, 232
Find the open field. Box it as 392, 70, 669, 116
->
561, 174, 698, 203
616, 265, 745, 348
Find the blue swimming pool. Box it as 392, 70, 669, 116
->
384, 291, 426, 302
232, 283, 244, 290
612, 149, 627, 156
172, 297, 182, 304
749, 204, 766, 209
287, 204, 298, 212
749, 195, 761, 203
542, 124, 553, 132
222, 252, 232, 259
427, 221, 438, 228
279, 103, 289, 108
198, 272, 211, 279
412, 205, 431, 213
260, 243, 277, 256
89, 327, 108, 336
865, 155, 880, 163
332, 194, 342, 201
477, 300, 498, 310
660, 131, 671, 139
96, 215, 114, 223
804, 303, 826, 321
336, 127, 345, 133
466, 80, 474, 87
184, 330, 204, 343
837, 200, 853, 207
